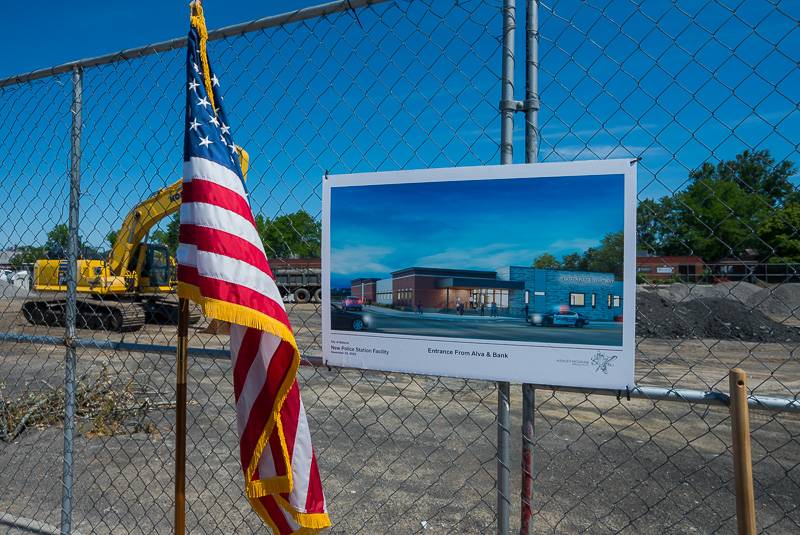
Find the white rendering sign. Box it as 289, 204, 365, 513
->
322, 160, 636, 390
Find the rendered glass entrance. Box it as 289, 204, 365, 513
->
470, 288, 508, 308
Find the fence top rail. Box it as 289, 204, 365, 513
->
0, 0, 390, 89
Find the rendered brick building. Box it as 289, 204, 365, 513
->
354, 266, 624, 320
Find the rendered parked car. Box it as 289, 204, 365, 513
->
529, 309, 589, 328
342, 296, 363, 311
331, 303, 369, 331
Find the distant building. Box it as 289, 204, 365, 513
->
636, 255, 705, 281
376, 278, 392, 305
0, 250, 20, 270
353, 266, 624, 320
350, 278, 379, 304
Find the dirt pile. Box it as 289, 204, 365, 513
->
746, 283, 800, 320
650, 281, 762, 304
636, 291, 800, 342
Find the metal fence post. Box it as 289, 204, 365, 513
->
497, 382, 511, 535
60, 65, 82, 535
524, 0, 539, 164
520, 386, 534, 533
498, 1, 516, 533
500, 0, 516, 167
520, 1, 539, 533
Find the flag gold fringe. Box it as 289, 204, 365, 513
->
275, 495, 333, 529
178, 282, 297, 349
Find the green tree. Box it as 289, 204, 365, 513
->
106, 230, 118, 250
43, 223, 85, 258
758, 202, 800, 262
560, 252, 585, 271
151, 215, 180, 257
637, 198, 675, 254
639, 150, 795, 261
255, 210, 321, 258
45, 223, 70, 252
692, 149, 795, 206
671, 176, 769, 261
583, 231, 624, 279
532, 253, 560, 269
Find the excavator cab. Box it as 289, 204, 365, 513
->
141, 243, 173, 291
128, 242, 175, 293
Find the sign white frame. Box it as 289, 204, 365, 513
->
322, 160, 636, 389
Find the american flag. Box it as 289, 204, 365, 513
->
177, 3, 330, 533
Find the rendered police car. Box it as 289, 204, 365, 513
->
528, 308, 589, 328
342, 296, 363, 312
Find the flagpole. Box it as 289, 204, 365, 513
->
175, 297, 189, 534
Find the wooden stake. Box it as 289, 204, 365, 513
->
175, 298, 189, 534
729, 368, 756, 535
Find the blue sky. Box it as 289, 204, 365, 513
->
0, 1, 327, 79
329, 173, 624, 288
0, 1, 797, 252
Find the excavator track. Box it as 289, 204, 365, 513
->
142, 295, 202, 325
21, 295, 201, 332
22, 298, 146, 332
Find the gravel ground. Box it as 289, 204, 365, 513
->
1, 297, 799, 533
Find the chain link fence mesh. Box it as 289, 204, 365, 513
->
0, 0, 798, 533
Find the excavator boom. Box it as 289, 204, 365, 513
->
107, 179, 182, 276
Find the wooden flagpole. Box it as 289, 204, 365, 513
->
729, 368, 756, 535
175, 297, 189, 534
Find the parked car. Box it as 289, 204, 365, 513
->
529, 309, 589, 328
342, 296, 363, 311
331, 303, 369, 331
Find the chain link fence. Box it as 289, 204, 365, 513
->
0, 0, 798, 533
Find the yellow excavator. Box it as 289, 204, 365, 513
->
21, 179, 194, 331
22, 149, 249, 332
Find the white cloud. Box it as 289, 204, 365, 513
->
331, 245, 393, 275
416, 243, 543, 271
544, 144, 666, 159
548, 237, 600, 252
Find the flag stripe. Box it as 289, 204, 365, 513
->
256, 432, 278, 480
238, 339, 294, 470
183, 178, 255, 226
232, 327, 262, 404
288, 393, 314, 512
184, 156, 247, 199
281, 382, 301, 460
180, 201, 263, 253
179, 224, 272, 277
177, 261, 288, 325
259, 496, 295, 535
177, 247, 284, 319
305, 453, 326, 514
268, 426, 288, 479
